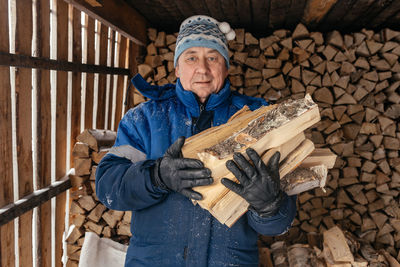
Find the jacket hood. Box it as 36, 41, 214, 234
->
131, 74, 176, 100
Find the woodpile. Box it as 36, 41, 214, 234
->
136, 24, 400, 260
259, 225, 400, 267
66, 129, 132, 267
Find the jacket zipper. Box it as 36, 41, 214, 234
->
199, 103, 205, 113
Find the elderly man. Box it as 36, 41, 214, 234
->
96, 15, 297, 267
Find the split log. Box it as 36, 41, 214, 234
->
76, 129, 117, 152
323, 226, 354, 263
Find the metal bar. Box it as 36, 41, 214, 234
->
0, 51, 131, 76
0, 175, 72, 227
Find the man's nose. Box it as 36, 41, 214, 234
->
196, 58, 209, 73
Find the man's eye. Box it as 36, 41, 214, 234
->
208, 57, 217, 61
186, 57, 196, 61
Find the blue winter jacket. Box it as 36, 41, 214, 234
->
95, 74, 297, 267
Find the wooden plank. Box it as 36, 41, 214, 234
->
110, 31, 120, 131
81, 13, 88, 132
268, 0, 290, 29
318, 0, 357, 31
130, 0, 178, 31
189, 0, 212, 19
0, 177, 72, 227
71, 7, 82, 161
0, 0, 15, 266
174, 1, 195, 23
302, 0, 338, 26
55, 192, 66, 267
0, 52, 131, 75
96, 23, 108, 129
15, 0, 34, 265
156, 0, 185, 25
0, 0, 12, 210
31, 1, 42, 264
115, 35, 127, 124
368, 1, 400, 28
55, 1, 69, 266
84, 16, 95, 129
349, 0, 390, 30
92, 20, 101, 128
105, 30, 115, 130
236, 0, 252, 29
340, 0, 375, 31
126, 40, 138, 109
38, 0, 52, 266
251, 0, 270, 34
63, 0, 148, 45
220, 0, 239, 27
121, 39, 130, 116
0, 221, 15, 267
385, 9, 400, 28
204, 0, 226, 22
285, 0, 307, 29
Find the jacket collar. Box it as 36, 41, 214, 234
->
175, 78, 231, 117
131, 74, 232, 117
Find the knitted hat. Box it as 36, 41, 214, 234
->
174, 15, 236, 68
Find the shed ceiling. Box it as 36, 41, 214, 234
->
124, 0, 400, 37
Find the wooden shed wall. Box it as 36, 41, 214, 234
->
0, 0, 142, 266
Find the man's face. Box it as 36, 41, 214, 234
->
175, 47, 228, 103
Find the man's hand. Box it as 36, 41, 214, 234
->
221, 148, 284, 218
152, 136, 213, 200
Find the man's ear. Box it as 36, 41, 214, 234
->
175, 64, 180, 78
224, 65, 229, 79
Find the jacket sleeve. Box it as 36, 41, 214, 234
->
95, 154, 169, 211
246, 193, 297, 236
95, 108, 169, 211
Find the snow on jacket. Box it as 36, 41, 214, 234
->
95, 74, 297, 267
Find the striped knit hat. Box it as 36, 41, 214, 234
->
174, 15, 236, 68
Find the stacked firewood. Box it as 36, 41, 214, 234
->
260, 225, 400, 267
65, 129, 131, 267
136, 24, 400, 260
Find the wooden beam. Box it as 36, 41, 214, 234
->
0, 176, 72, 227
63, 0, 148, 46
302, 0, 338, 25
0, 52, 131, 76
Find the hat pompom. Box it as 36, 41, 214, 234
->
218, 22, 231, 34
226, 29, 236, 41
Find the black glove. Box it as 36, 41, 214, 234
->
151, 136, 213, 200
221, 149, 284, 218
